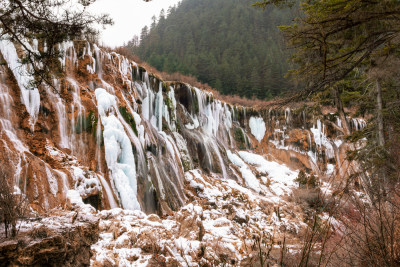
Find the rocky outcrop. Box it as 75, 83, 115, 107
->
0, 39, 364, 217
0, 39, 370, 266
0, 213, 99, 267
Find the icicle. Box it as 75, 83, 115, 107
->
156, 82, 163, 131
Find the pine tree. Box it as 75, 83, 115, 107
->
129, 0, 297, 99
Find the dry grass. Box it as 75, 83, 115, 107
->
29, 225, 54, 239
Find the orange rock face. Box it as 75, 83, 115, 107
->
0, 40, 360, 217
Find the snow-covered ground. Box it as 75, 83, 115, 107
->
89, 151, 309, 266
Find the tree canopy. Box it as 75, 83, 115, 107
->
261, 0, 400, 95
261, 0, 400, 195
0, 0, 113, 85
127, 0, 298, 100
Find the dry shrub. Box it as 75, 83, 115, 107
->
203, 237, 237, 266
91, 258, 115, 267
282, 249, 321, 267
324, 193, 400, 267
293, 188, 324, 211
137, 230, 161, 254
290, 182, 400, 267
0, 168, 29, 238
29, 225, 53, 239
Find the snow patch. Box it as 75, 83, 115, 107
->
227, 150, 261, 192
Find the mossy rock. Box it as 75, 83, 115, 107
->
75, 110, 97, 136
234, 128, 247, 150
119, 106, 138, 136
131, 66, 138, 81
162, 82, 169, 92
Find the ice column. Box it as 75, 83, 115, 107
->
95, 88, 140, 210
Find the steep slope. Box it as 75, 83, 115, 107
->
0, 40, 366, 265
129, 0, 298, 99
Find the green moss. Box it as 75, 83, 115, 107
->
75, 116, 84, 134
164, 95, 177, 128
234, 128, 247, 150
162, 122, 169, 131
245, 135, 250, 147
181, 158, 192, 172
119, 106, 138, 136
190, 87, 199, 114
165, 95, 173, 118
162, 82, 169, 92
88, 110, 98, 136
75, 110, 97, 135
237, 107, 245, 122
193, 95, 199, 114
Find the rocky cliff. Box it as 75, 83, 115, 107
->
0, 40, 365, 265
0, 211, 99, 267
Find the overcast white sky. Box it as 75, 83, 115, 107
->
89, 0, 182, 48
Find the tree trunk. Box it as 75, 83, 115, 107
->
376, 80, 387, 192
376, 81, 385, 147
334, 87, 351, 135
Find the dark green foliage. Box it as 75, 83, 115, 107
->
75, 110, 97, 136
128, 0, 298, 99
295, 170, 319, 188
295, 170, 308, 187
234, 128, 247, 150
119, 106, 138, 136
307, 174, 319, 188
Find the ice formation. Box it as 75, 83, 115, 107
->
66, 190, 96, 214
0, 39, 40, 125
95, 88, 140, 210
310, 119, 334, 159
249, 116, 266, 142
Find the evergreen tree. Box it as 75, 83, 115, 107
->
128, 0, 298, 99
261, 0, 400, 194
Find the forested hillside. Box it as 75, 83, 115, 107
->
127, 0, 298, 99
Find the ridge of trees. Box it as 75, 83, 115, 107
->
127, 0, 299, 100
115, 46, 275, 108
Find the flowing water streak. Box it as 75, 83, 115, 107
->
0, 68, 28, 188
49, 79, 69, 148
67, 78, 87, 156
97, 173, 118, 208
0, 38, 40, 129
115, 85, 148, 174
